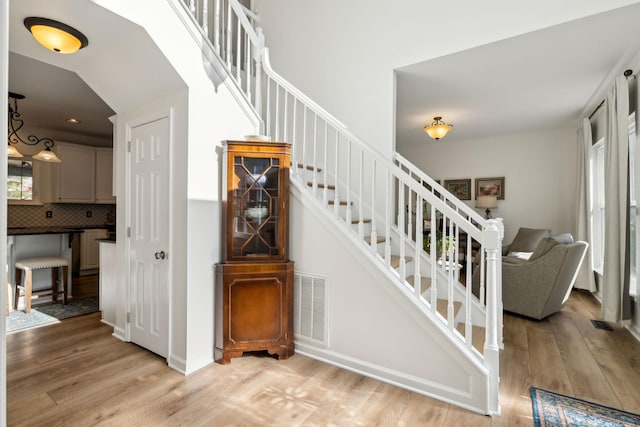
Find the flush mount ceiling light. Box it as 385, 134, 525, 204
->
7, 92, 62, 163
424, 116, 453, 141
24, 17, 88, 54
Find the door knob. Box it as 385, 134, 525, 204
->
155, 251, 166, 260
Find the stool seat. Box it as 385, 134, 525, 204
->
15, 257, 69, 271
14, 256, 68, 313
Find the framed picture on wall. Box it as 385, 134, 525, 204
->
476, 177, 505, 200
443, 179, 472, 200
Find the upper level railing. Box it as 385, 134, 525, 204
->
178, 0, 502, 414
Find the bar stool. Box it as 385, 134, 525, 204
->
14, 256, 68, 313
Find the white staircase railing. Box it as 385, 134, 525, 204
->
178, 0, 502, 414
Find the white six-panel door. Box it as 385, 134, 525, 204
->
129, 115, 170, 358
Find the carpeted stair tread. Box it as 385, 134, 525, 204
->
351, 218, 372, 224
365, 236, 386, 244
389, 255, 413, 269
406, 275, 431, 294
456, 323, 486, 354
328, 200, 351, 206
307, 182, 336, 190
436, 299, 463, 320
297, 164, 322, 172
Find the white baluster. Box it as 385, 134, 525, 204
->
464, 229, 473, 348
447, 219, 455, 329
275, 83, 280, 141
413, 194, 422, 295
301, 106, 307, 181
357, 149, 364, 240
291, 98, 298, 176
312, 115, 318, 196
334, 132, 340, 218
235, 23, 241, 82
398, 182, 406, 281
323, 122, 328, 204
345, 140, 352, 226
369, 159, 377, 252
283, 91, 288, 142
254, 29, 264, 122
202, 0, 209, 36
430, 204, 438, 315
266, 79, 271, 139
384, 171, 391, 266
226, 2, 232, 69
245, 33, 251, 100
214, 0, 220, 54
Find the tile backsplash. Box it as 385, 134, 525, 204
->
8, 203, 116, 228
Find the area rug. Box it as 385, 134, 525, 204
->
35, 297, 99, 320
531, 386, 640, 426
6, 309, 59, 334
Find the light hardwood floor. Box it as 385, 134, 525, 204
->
6, 290, 640, 426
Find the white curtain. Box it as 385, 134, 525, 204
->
602, 75, 632, 322
575, 118, 597, 291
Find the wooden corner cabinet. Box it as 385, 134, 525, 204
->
215, 140, 294, 364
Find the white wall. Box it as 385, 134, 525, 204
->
254, 0, 640, 158
399, 127, 577, 243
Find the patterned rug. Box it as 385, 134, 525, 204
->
6, 309, 59, 334
531, 387, 640, 426
6, 297, 99, 334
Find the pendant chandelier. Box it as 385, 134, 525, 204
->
7, 92, 62, 163
424, 116, 453, 141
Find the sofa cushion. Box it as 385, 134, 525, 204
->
508, 227, 551, 253
529, 233, 573, 261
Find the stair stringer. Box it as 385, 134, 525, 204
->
289, 180, 492, 415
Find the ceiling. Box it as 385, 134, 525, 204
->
395, 3, 640, 146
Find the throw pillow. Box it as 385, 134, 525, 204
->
529, 237, 561, 260
508, 227, 551, 253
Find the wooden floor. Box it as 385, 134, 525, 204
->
6, 290, 640, 426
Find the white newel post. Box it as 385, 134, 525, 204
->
483, 219, 501, 415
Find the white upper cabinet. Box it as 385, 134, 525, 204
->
54, 142, 114, 203
95, 147, 115, 204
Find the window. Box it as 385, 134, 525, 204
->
590, 138, 605, 275
630, 112, 638, 297
591, 112, 638, 297
7, 159, 41, 205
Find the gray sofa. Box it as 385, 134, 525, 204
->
501, 235, 588, 320
472, 228, 588, 320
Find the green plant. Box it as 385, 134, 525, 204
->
424, 231, 455, 256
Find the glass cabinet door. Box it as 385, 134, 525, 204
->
232, 155, 281, 257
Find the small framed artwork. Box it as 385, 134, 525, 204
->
443, 179, 472, 200
476, 177, 505, 200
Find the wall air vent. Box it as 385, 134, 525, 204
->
294, 272, 329, 346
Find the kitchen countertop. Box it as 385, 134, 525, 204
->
7, 226, 87, 236
7, 224, 114, 236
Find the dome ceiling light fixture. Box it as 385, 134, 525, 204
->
24, 17, 88, 54
7, 92, 62, 163
424, 116, 453, 141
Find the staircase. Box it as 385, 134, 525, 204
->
177, 0, 503, 415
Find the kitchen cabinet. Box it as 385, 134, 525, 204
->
215, 140, 294, 364
54, 142, 114, 203
55, 143, 96, 203
80, 228, 108, 271
95, 147, 115, 203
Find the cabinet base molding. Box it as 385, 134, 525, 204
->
215, 261, 294, 365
